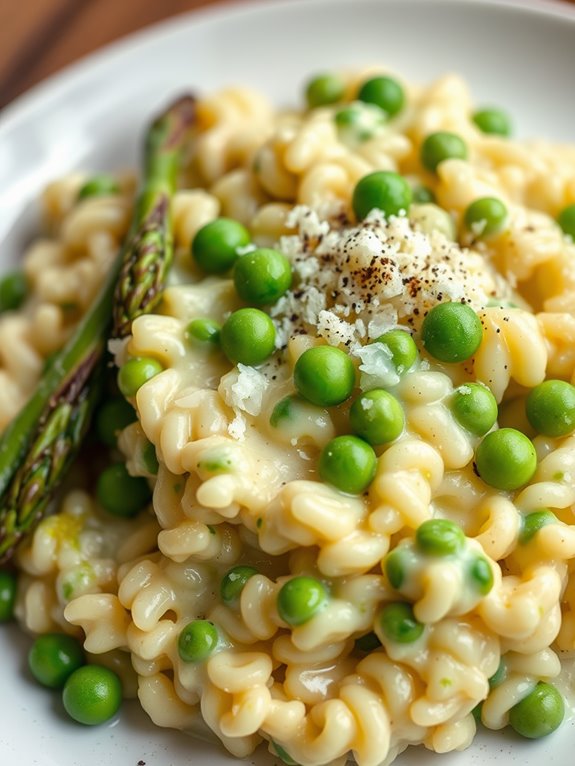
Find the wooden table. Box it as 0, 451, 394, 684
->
0, 0, 237, 108
1, 0, 574, 109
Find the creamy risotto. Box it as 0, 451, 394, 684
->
3, 67, 575, 765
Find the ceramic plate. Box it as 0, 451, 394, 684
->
1, 0, 575, 764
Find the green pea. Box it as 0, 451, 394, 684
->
96, 463, 152, 517
142, 441, 159, 475
352, 171, 412, 220
349, 389, 405, 445
355, 631, 382, 653
62, 664, 122, 725
558, 204, 575, 240
468, 556, 494, 595
294, 346, 355, 406
220, 566, 259, 605
472, 108, 512, 137
117, 357, 163, 397
28, 633, 85, 689
197, 449, 234, 475
374, 329, 418, 374
277, 576, 328, 626
421, 131, 468, 173
305, 73, 345, 108
472, 703, 483, 723
421, 302, 483, 363
489, 660, 506, 688
270, 395, 295, 428
464, 197, 508, 237
272, 741, 299, 766
77, 175, 120, 201
416, 518, 465, 556
192, 218, 251, 274
233, 248, 292, 305
475, 428, 537, 491
319, 435, 377, 495
334, 103, 387, 143
357, 75, 405, 118
178, 620, 219, 662
451, 383, 498, 436
0, 571, 17, 622
412, 185, 436, 204
95, 397, 136, 447
380, 602, 424, 644
220, 308, 276, 366
0, 272, 27, 313
384, 548, 407, 589
525, 380, 575, 437
185, 318, 221, 345
508, 682, 564, 739
519, 509, 557, 544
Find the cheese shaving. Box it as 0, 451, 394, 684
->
270, 207, 510, 350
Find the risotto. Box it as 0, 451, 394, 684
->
3, 67, 575, 765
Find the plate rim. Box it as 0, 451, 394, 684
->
1, 0, 575, 137
2, 0, 575, 764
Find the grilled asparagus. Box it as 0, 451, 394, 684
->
0, 94, 196, 562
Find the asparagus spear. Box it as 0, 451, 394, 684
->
0, 95, 196, 562
113, 95, 195, 338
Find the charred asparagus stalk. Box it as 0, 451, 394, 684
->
0, 95, 195, 562
113, 95, 195, 337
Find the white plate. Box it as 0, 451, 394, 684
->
1, 0, 575, 764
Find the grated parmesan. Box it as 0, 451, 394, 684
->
228, 414, 247, 441
269, 207, 510, 350
220, 364, 269, 416
353, 342, 400, 390
219, 364, 270, 440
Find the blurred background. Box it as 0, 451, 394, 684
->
0, 0, 248, 108
1, 0, 574, 109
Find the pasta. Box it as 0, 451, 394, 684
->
6, 66, 575, 765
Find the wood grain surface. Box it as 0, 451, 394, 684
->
0, 0, 237, 108
1, 0, 574, 110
